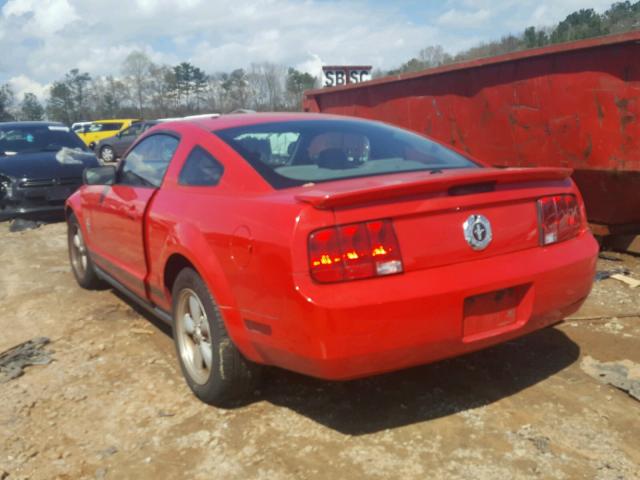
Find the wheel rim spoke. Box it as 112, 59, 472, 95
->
188, 296, 202, 324
191, 341, 204, 370
199, 341, 213, 370
183, 313, 195, 335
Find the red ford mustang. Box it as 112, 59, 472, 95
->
66, 113, 598, 405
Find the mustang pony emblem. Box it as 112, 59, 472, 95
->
463, 214, 492, 251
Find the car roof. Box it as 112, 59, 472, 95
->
91, 118, 141, 123
169, 112, 354, 132
0, 121, 66, 128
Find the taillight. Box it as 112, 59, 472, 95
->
537, 194, 583, 246
309, 219, 403, 283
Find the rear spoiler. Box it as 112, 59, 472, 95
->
295, 167, 572, 209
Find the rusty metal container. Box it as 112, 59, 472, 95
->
303, 32, 640, 233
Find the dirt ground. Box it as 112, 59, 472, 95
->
0, 222, 639, 480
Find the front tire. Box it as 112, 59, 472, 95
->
99, 145, 115, 163
67, 213, 104, 289
172, 268, 260, 406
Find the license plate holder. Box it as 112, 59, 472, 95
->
463, 285, 529, 340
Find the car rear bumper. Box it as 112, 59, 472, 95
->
239, 232, 598, 380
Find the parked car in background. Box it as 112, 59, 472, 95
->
77, 118, 141, 150
0, 122, 99, 221
66, 113, 598, 406
94, 120, 160, 162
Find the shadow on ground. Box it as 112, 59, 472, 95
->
259, 328, 579, 435
112, 290, 173, 337
111, 288, 579, 436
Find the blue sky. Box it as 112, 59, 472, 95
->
0, 0, 614, 98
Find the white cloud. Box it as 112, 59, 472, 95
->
3, 0, 79, 35
0, 0, 624, 96
8, 74, 48, 100
297, 53, 324, 80
449, 0, 614, 31
523, 0, 613, 26
437, 8, 492, 28
0, 0, 443, 84
532, 5, 548, 23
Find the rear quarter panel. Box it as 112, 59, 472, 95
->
145, 126, 334, 362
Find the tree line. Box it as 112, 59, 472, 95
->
384, 1, 640, 75
1, 0, 639, 124
1, 54, 316, 124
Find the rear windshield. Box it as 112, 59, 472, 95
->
0, 125, 88, 155
216, 119, 478, 188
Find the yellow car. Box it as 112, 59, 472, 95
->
77, 119, 141, 149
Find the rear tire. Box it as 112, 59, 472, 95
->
171, 268, 261, 406
99, 145, 115, 163
67, 213, 104, 289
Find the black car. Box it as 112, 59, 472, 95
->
94, 120, 159, 162
0, 122, 99, 221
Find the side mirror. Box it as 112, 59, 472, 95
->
83, 165, 116, 185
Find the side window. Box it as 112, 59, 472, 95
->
120, 134, 179, 187
121, 124, 143, 137
102, 123, 123, 132
178, 146, 224, 186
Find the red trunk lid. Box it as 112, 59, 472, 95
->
295, 167, 574, 272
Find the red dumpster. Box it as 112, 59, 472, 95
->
303, 32, 640, 234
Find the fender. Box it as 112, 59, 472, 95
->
64, 192, 88, 239
65, 191, 83, 221
65, 186, 111, 253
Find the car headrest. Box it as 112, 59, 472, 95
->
317, 148, 350, 170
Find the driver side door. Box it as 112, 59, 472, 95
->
90, 133, 180, 298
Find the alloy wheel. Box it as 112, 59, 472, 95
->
175, 289, 213, 385
70, 225, 88, 277
100, 147, 115, 162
